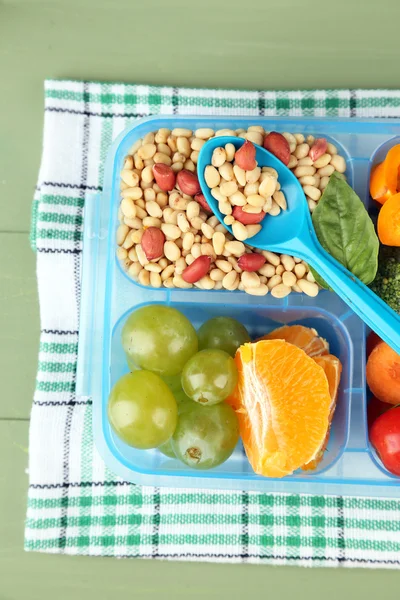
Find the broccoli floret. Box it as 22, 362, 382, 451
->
370, 246, 400, 313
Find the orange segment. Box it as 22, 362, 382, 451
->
228, 340, 332, 478
302, 354, 342, 470
258, 324, 329, 357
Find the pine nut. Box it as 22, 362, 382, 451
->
124, 217, 142, 229
297, 279, 319, 297
275, 265, 284, 276
175, 257, 187, 275
225, 143, 236, 161
233, 165, 246, 187
225, 240, 245, 257
201, 242, 215, 257
121, 187, 143, 200
320, 176, 330, 190
263, 197, 273, 213
282, 271, 296, 287
224, 215, 235, 225
191, 138, 205, 151
169, 193, 188, 211
185, 254, 195, 265
292, 283, 302, 293
134, 154, 144, 170
215, 129, 236, 137
271, 284, 291, 298
326, 142, 338, 155
163, 277, 174, 288
121, 197, 137, 219
154, 152, 172, 166
220, 180, 238, 197
298, 157, 314, 167
211, 187, 227, 204
144, 188, 156, 202
144, 201, 161, 218
318, 165, 335, 177
128, 262, 142, 279
219, 162, 234, 181
245, 284, 269, 296
205, 165, 221, 188
116, 224, 129, 245
262, 167, 278, 178
299, 175, 317, 186
176, 212, 190, 233
222, 270, 239, 290
282, 132, 297, 152
198, 275, 215, 290
262, 251, 280, 266
307, 270, 316, 283
259, 264, 275, 277
176, 136, 190, 157
144, 263, 162, 274
142, 217, 162, 229
184, 159, 195, 172
245, 167, 261, 184
245, 131, 263, 145
117, 246, 128, 260
219, 200, 232, 215
287, 155, 298, 169
138, 144, 156, 160
161, 223, 181, 240
191, 243, 201, 259
269, 201, 281, 216
294, 166, 316, 178
294, 143, 310, 159
273, 190, 287, 210
307, 198, 317, 212
128, 247, 138, 262
173, 274, 193, 288
131, 229, 144, 244
232, 221, 249, 241
294, 263, 307, 279
171, 128, 192, 138
186, 201, 200, 220
182, 231, 195, 251
210, 268, 225, 281
303, 185, 321, 202
313, 153, 331, 168
294, 133, 305, 144
121, 169, 140, 187
215, 260, 231, 274
246, 224, 262, 237
161, 264, 175, 281
212, 147, 227, 168
190, 151, 199, 163
267, 274, 282, 289
241, 271, 260, 288
330, 154, 346, 173
242, 204, 262, 214
215, 223, 227, 234
195, 128, 214, 139
149, 272, 161, 287
164, 241, 181, 262
171, 162, 183, 173
244, 182, 259, 196
201, 222, 214, 239
259, 174, 277, 198
246, 194, 265, 208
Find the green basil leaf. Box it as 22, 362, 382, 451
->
311, 172, 379, 286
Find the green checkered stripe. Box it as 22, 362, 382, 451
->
26, 80, 400, 567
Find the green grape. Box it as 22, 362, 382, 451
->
161, 373, 183, 394
181, 349, 238, 405
197, 316, 251, 357
172, 402, 239, 470
108, 371, 177, 449
158, 437, 176, 458
122, 305, 198, 376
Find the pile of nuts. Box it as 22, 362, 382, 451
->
204, 139, 285, 243
116, 126, 346, 298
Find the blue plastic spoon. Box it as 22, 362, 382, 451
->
197, 136, 400, 355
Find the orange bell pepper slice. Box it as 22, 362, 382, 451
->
377, 192, 400, 246
370, 144, 400, 205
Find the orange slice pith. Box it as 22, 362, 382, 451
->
302, 354, 342, 471
257, 324, 329, 358
228, 340, 332, 478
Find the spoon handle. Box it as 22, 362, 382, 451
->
292, 237, 400, 355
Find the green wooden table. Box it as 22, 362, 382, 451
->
1, 0, 400, 597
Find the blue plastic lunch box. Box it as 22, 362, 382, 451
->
76, 115, 400, 497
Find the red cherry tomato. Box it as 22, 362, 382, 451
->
370, 407, 400, 476
366, 331, 383, 357
367, 396, 390, 428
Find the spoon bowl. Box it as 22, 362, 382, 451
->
197, 136, 400, 355
198, 136, 310, 251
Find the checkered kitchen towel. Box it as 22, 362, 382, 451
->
26, 80, 400, 567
